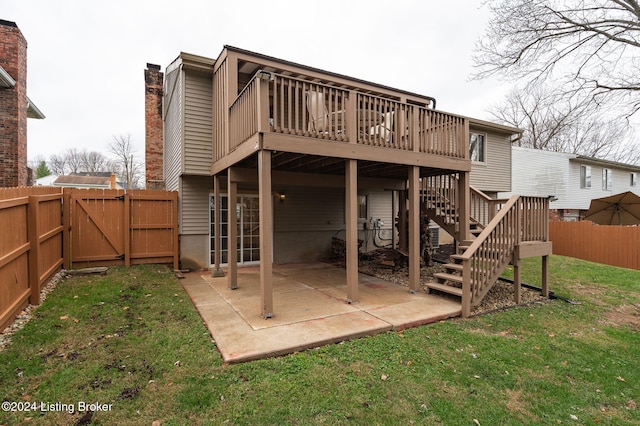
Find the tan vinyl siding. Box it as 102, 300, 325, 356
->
469, 130, 511, 193
274, 187, 344, 232
180, 175, 211, 235
367, 191, 394, 230
164, 68, 182, 191
184, 71, 213, 174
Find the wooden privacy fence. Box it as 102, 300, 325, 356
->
67, 189, 178, 268
0, 187, 65, 330
0, 187, 178, 331
549, 221, 640, 270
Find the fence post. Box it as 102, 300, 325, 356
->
27, 196, 40, 305
63, 189, 71, 269
124, 192, 131, 267
172, 191, 179, 270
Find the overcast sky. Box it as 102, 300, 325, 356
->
4, 0, 509, 164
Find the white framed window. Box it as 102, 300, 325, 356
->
580, 165, 591, 188
631, 172, 637, 187
469, 133, 486, 163
602, 168, 613, 190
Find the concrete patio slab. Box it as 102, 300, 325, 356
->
182, 263, 461, 363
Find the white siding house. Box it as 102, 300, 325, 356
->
500, 147, 640, 220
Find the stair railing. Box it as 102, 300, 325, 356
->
459, 195, 521, 316
469, 185, 509, 228
458, 195, 551, 316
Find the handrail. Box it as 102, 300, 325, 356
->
457, 194, 550, 315
224, 72, 468, 158
459, 195, 520, 316
470, 186, 509, 227
458, 195, 520, 261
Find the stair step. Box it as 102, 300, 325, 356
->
444, 263, 463, 272
434, 272, 463, 284
425, 282, 463, 297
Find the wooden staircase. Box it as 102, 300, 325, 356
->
420, 174, 552, 317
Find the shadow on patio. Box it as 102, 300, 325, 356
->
182, 263, 461, 363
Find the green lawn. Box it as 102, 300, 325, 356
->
1, 256, 639, 425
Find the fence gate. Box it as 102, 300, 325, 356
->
69, 190, 127, 266
66, 188, 178, 269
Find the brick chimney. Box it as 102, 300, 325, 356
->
145, 63, 165, 190
109, 172, 117, 189
0, 20, 28, 187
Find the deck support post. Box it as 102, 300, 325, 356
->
345, 159, 359, 303
458, 171, 470, 242
541, 255, 549, 298
227, 168, 238, 290
408, 166, 420, 293
212, 174, 225, 277
259, 150, 274, 318
513, 258, 522, 304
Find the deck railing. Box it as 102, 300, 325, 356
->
459, 195, 550, 316
421, 175, 509, 234
271, 75, 349, 141
229, 78, 260, 152
224, 73, 468, 160
421, 174, 459, 228
470, 186, 508, 228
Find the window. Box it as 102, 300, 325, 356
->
631, 172, 637, 187
580, 165, 591, 188
602, 168, 612, 190
469, 133, 485, 162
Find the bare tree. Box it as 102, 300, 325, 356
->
64, 148, 84, 174
48, 149, 114, 175
80, 151, 110, 174
490, 83, 640, 164
474, 0, 640, 116
108, 134, 143, 189
48, 153, 67, 175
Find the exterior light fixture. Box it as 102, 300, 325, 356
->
256, 70, 275, 81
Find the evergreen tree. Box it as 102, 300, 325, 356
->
35, 160, 52, 179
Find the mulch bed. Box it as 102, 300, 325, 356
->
356, 244, 549, 316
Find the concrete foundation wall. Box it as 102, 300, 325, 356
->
179, 233, 209, 270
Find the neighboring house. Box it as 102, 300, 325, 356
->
35, 174, 58, 186
145, 46, 551, 317
0, 19, 45, 188
52, 172, 121, 189
499, 147, 640, 221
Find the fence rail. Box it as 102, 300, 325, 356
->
0, 187, 64, 330
550, 221, 640, 270
0, 187, 179, 331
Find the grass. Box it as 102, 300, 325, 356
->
1, 257, 639, 425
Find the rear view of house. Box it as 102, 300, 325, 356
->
145, 46, 552, 318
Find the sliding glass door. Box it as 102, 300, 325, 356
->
210, 194, 260, 265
